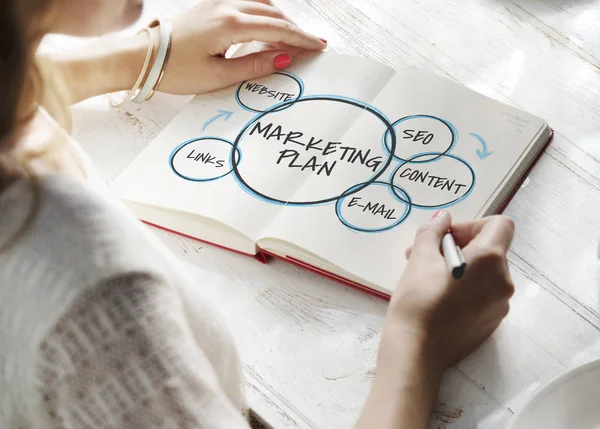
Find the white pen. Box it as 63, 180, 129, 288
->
441, 232, 467, 279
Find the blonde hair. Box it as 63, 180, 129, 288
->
0, 0, 70, 251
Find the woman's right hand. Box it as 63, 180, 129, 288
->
357, 211, 515, 429
382, 211, 515, 373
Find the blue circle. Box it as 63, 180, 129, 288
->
383, 115, 458, 163
169, 137, 241, 182
390, 152, 475, 210
335, 181, 412, 233
235, 71, 305, 114
231, 95, 396, 206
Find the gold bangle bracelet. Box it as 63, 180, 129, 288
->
112, 27, 155, 108
145, 19, 173, 101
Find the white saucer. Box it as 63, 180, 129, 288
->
508, 359, 600, 429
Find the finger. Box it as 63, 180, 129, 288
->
243, 0, 274, 4
451, 216, 515, 250
237, 2, 296, 24
213, 49, 294, 87
405, 246, 412, 260
451, 216, 513, 247
460, 215, 515, 257
450, 218, 491, 248
253, 42, 307, 52
232, 15, 326, 51
410, 210, 452, 258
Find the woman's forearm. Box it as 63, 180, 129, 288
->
356, 327, 443, 429
47, 32, 148, 104
44, 1, 328, 105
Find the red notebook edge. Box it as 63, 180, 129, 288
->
259, 250, 392, 300
140, 128, 553, 300
495, 128, 554, 213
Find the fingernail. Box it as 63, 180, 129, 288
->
274, 54, 291, 69
431, 210, 445, 220
319, 38, 328, 44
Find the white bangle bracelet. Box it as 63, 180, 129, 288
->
145, 19, 173, 101
131, 18, 171, 104
111, 27, 155, 108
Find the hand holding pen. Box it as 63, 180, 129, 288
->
361, 212, 516, 429
386, 210, 516, 372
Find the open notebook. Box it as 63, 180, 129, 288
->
113, 52, 552, 297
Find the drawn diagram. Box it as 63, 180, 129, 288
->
169, 72, 479, 233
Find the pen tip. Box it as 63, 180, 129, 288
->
452, 264, 467, 280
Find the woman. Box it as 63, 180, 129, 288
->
0, 0, 515, 428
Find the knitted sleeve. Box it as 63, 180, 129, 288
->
35, 271, 251, 429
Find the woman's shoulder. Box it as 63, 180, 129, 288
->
0, 175, 248, 428
0, 174, 177, 291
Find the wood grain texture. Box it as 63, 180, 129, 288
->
44, 0, 600, 427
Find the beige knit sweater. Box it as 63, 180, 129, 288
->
0, 172, 250, 429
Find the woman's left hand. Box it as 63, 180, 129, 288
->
50, 0, 326, 104
158, 0, 326, 95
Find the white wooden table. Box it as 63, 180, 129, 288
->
46, 0, 600, 427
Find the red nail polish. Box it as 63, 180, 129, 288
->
431, 210, 445, 220
319, 38, 328, 44
274, 54, 291, 69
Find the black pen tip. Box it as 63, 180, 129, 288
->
452, 263, 467, 280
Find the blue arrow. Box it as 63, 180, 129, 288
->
470, 132, 493, 159
202, 109, 233, 133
